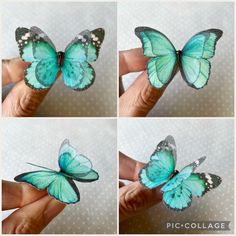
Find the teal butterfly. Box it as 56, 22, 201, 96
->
135, 27, 223, 89
15, 26, 105, 90
14, 139, 99, 204
139, 136, 222, 211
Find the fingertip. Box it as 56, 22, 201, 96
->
119, 48, 148, 76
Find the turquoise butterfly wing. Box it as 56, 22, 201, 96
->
14, 170, 80, 204
62, 28, 105, 90
180, 29, 223, 89
16, 27, 59, 90
161, 157, 221, 211
14, 139, 99, 204
135, 27, 178, 89
58, 139, 99, 182
162, 172, 222, 211
139, 135, 176, 189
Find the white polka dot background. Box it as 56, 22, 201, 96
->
118, 2, 234, 117
1, 2, 117, 117
2, 119, 117, 234
119, 119, 234, 233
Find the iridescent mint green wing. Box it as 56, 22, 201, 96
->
180, 29, 223, 89
163, 183, 193, 211
14, 171, 80, 204
162, 172, 221, 211
161, 156, 206, 192
58, 139, 99, 182
65, 28, 105, 62
62, 28, 105, 90
61, 60, 95, 90
15, 27, 59, 90
47, 174, 80, 204
135, 27, 178, 89
183, 173, 222, 197
139, 136, 176, 189
14, 171, 57, 189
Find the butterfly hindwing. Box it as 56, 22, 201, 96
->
135, 27, 177, 89
47, 174, 80, 204
61, 60, 95, 91
161, 156, 206, 192
162, 172, 221, 211
139, 136, 176, 189
180, 29, 222, 89
58, 139, 99, 182
163, 184, 192, 211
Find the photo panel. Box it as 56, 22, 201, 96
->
1, 1, 117, 117
118, 1, 234, 117
2, 118, 117, 234
119, 118, 234, 233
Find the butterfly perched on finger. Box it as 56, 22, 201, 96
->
15, 26, 105, 91
135, 27, 223, 89
14, 139, 99, 204
139, 136, 222, 211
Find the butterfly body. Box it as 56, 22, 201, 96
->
16, 26, 105, 91
135, 27, 223, 89
14, 139, 99, 204
57, 51, 65, 67
139, 136, 222, 211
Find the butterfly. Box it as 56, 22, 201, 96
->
135, 27, 223, 89
14, 139, 99, 204
15, 26, 105, 91
139, 136, 222, 211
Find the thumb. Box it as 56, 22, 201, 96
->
119, 71, 166, 117
2, 80, 49, 117
119, 181, 163, 222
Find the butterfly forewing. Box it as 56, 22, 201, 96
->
139, 136, 176, 189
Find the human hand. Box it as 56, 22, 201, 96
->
2, 58, 53, 117
119, 48, 167, 117
119, 152, 163, 222
2, 180, 66, 234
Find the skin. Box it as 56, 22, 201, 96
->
119, 48, 167, 117
2, 180, 66, 234
119, 152, 163, 222
2, 58, 58, 117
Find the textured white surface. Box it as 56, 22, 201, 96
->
118, 2, 234, 117
1, 2, 117, 117
119, 119, 234, 233
2, 119, 117, 234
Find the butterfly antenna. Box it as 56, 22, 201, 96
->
27, 162, 55, 171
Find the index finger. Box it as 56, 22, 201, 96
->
119, 48, 148, 76
2, 58, 29, 86
119, 152, 145, 181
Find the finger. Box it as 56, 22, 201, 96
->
119, 181, 163, 222
2, 58, 29, 86
2, 180, 47, 210
2, 195, 66, 234
119, 181, 125, 188
2, 80, 50, 117
119, 152, 145, 181
119, 71, 166, 117
119, 48, 148, 76
119, 48, 148, 97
